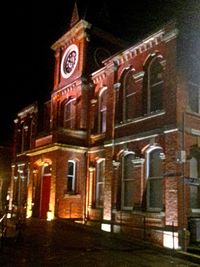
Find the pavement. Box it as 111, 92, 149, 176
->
0, 218, 200, 266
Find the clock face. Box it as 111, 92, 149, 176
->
94, 47, 111, 67
61, 44, 79, 79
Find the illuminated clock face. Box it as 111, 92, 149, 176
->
61, 44, 79, 79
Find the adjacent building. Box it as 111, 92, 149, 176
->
0, 146, 11, 212
9, 3, 200, 249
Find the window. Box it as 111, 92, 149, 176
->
144, 55, 164, 114
43, 164, 51, 174
16, 128, 22, 154
117, 69, 138, 123
146, 147, 163, 211
63, 98, 76, 129
123, 70, 138, 121
98, 88, 107, 133
67, 160, 76, 193
189, 156, 200, 210
96, 159, 105, 207
188, 81, 200, 114
23, 125, 30, 151
121, 152, 135, 210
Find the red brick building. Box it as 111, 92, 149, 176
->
9, 3, 200, 249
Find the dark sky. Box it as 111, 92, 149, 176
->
1, 0, 197, 145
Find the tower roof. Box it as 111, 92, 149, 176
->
70, 1, 79, 28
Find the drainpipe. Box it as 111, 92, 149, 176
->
180, 111, 189, 251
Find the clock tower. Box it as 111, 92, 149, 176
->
51, 7, 90, 91
50, 2, 126, 131
51, 2, 126, 92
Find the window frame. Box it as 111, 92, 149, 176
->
123, 69, 137, 121
144, 54, 164, 114
98, 87, 107, 133
63, 98, 76, 129
188, 81, 200, 114
96, 158, 105, 208
67, 160, 76, 193
146, 146, 164, 212
189, 156, 200, 212
121, 151, 135, 210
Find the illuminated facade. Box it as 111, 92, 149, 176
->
9, 4, 200, 249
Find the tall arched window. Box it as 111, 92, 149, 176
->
121, 152, 135, 210
124, 69, 138, 121
23, 124, 30, 152
146, 146, 164, 211
143, 54, 164, 114
117, 69, 138, 123
96, 159, 105, 207
98, 87, 107, 133
63, 98, 76, 129
189, 156, 200, 210
188, 81, 200, 114
67, 160, 76, 193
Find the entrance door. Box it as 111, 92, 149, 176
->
40, 174, 51, 219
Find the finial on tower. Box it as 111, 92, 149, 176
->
70, 1, 79, 27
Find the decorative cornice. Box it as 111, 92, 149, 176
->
105, 30, 164, 66
26, 143, 87, 156
51, 19, 91, 50
17, 103, 38, 119
53, 76, 88, 97
162, 28, 179, 43
91, 69, 107, 85
52, 81, 78, 98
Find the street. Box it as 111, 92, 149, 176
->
0, 218, 199, 267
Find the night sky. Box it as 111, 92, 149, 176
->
1, 0, 197, 145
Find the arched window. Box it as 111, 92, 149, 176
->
67, 160, 76, 193
96, 159, 105, 207
121, 152, 135, 210
117, 69, 138, 123
23, 124, 30, 152
16, 127, 22, 154
63, 98, 76, 129
143, 54, 164, 114
43, 164, 51, 174
189, 156, 200, 210
188, 81, 200, 114
98, 87, 107, 133
146, 146, 164, 211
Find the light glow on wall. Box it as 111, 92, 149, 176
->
7, 213, 11, 219
26, 209, 32, 219
47, 211, 54, 221
163, 231, 179, 249
26, 188, 33, 218
101, 223, 111, 232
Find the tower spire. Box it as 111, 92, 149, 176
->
70, 1, 79, 27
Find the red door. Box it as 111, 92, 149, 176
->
40, 175, 51, 219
